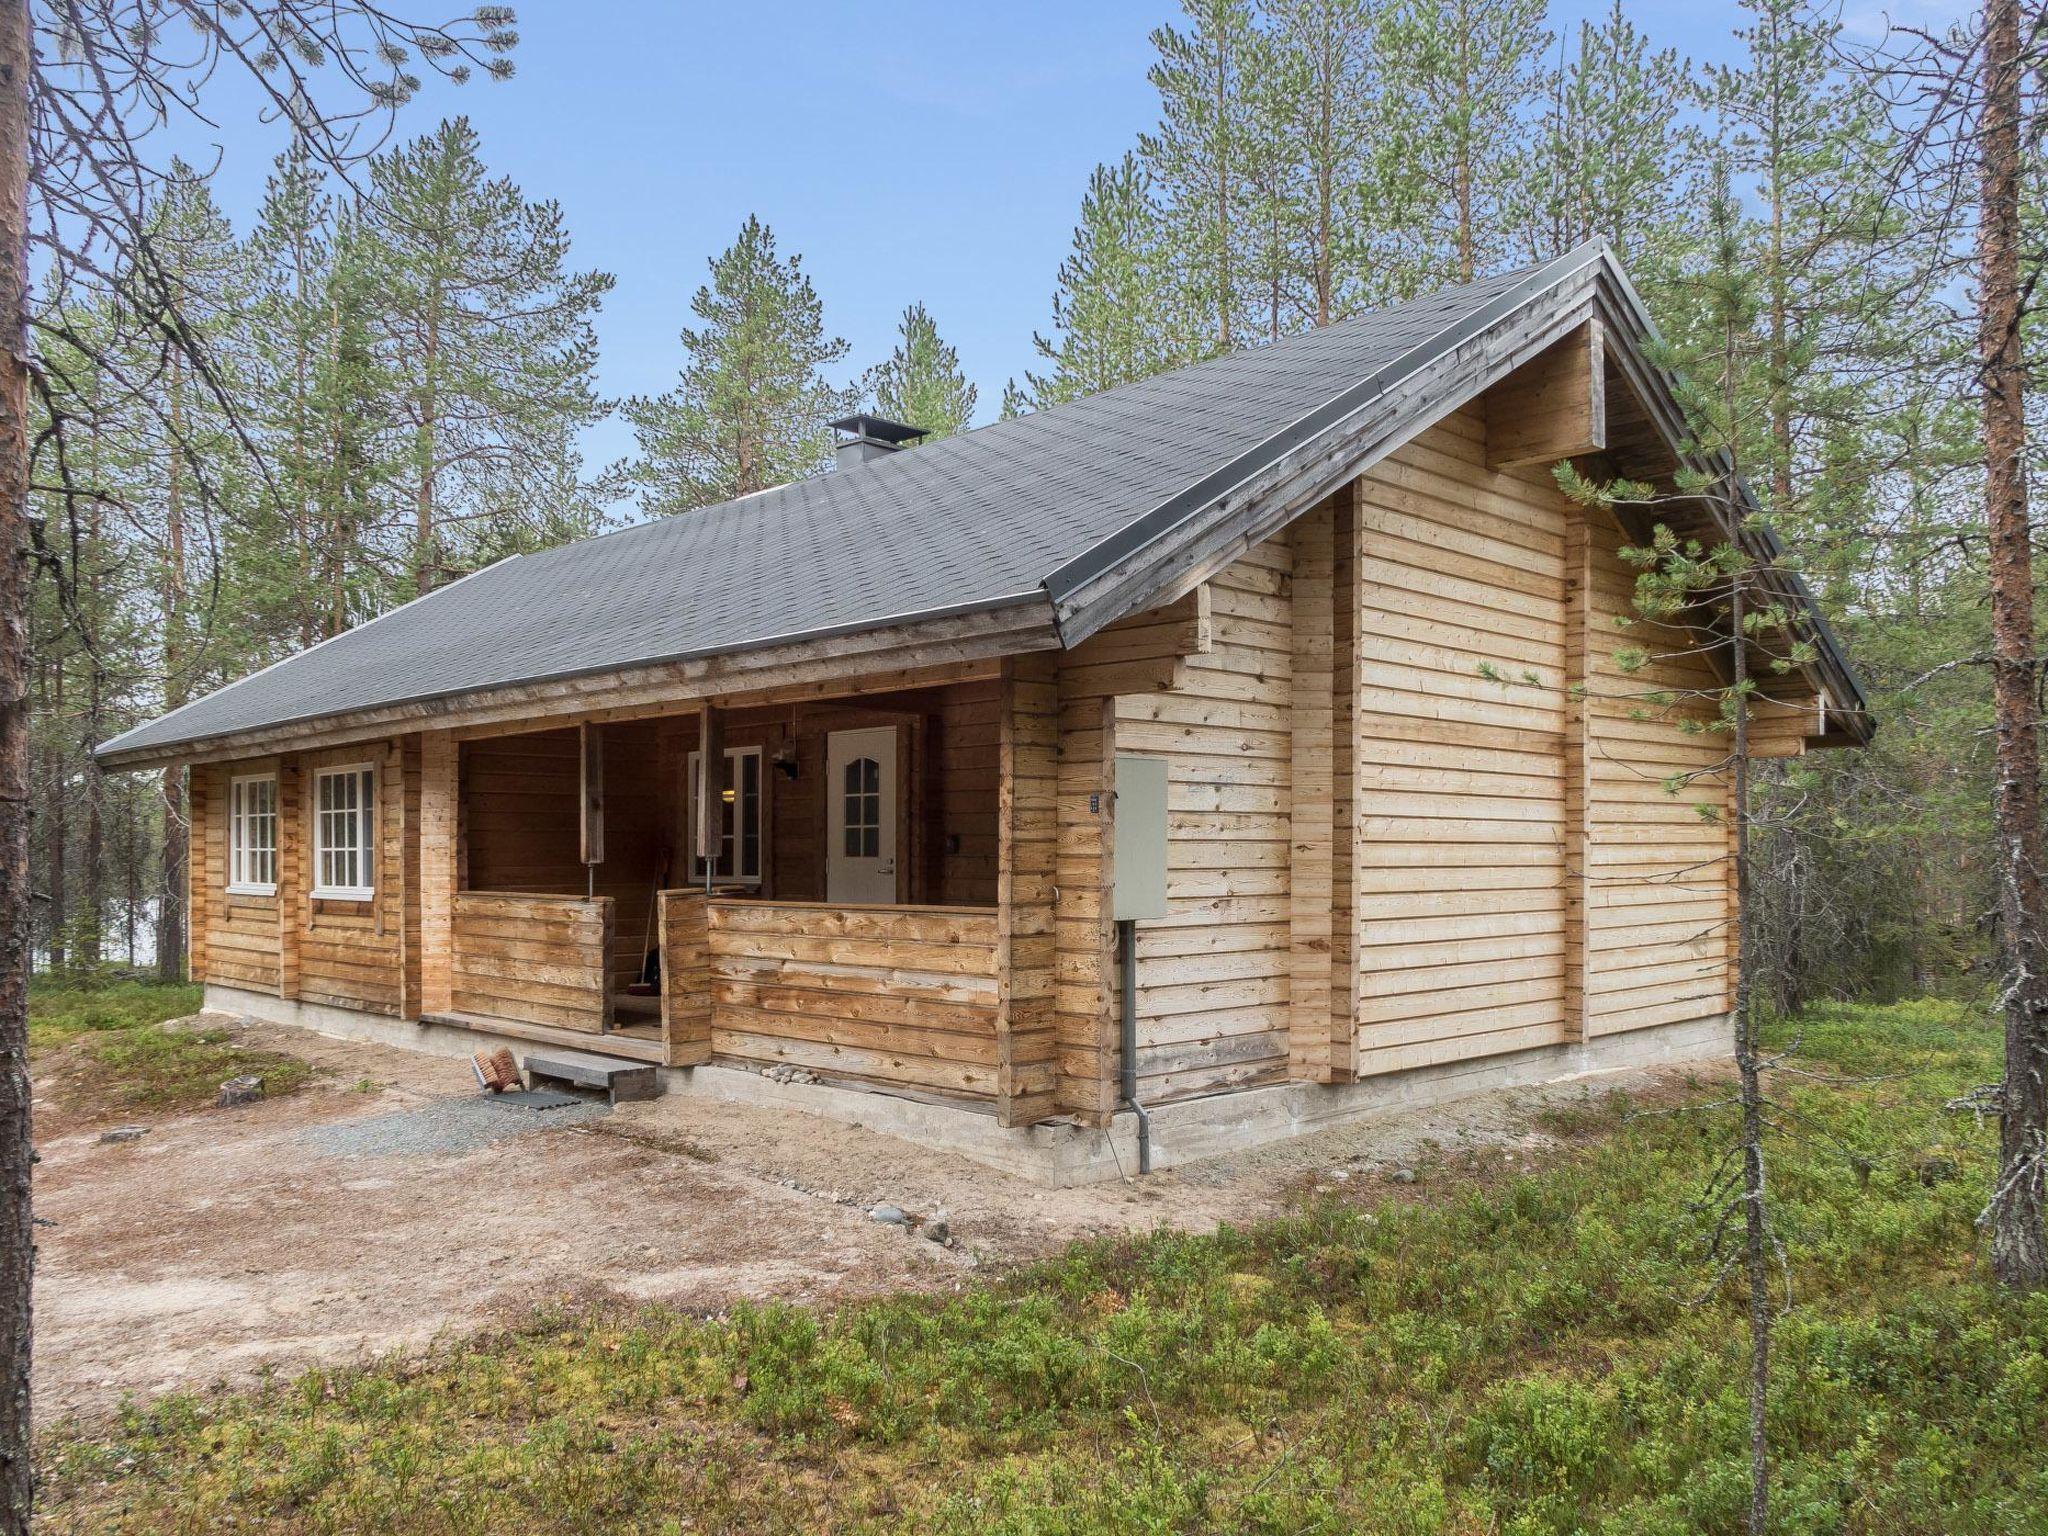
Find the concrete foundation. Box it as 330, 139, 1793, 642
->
207, 983, 1730, 1186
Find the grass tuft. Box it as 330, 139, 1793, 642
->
31, 979, 313, 1120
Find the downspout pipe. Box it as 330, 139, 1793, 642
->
1117, 918, 1152, 1174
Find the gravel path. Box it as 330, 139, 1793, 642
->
297, 1095, 610, 1159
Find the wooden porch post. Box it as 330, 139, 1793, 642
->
695, 705, 723, 886
578, 721, 604, 881
419, 729, 457, 1017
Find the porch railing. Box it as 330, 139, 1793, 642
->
660, 893, 1003, 1102
450, 891, 613, 1033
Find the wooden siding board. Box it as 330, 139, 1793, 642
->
1351, 410, 1571, 1077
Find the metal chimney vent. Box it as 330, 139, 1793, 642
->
829, 413, 928, 470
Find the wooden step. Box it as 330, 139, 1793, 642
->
522, 1048, 662, 1105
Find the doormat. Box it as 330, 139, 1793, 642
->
487, 1088, 589, 1111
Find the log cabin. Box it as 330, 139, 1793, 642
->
97, 242, 1871, 1182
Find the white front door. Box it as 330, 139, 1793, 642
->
826, 727, 898, 904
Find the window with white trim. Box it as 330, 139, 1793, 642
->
313, 764, 376, 899
227, 774, 277, 894
687, 746, 763, 884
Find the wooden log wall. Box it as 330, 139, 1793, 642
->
708, 684, 999, 905
449, 891, 613, 1032
1108, 541, 1297, 1105
702, 899, 1003, 1101
1052, 692, 1117, 1123
1350, 408, 1573, 1075
192, 759, 281, 994
191, 745, 414, 1016
996, 654, 1059, 1126
1583, 525, 1731, 1034
1039, 398, 1736, 1110
294, 742, 408, 1016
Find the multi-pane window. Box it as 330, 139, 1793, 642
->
689, 747, 762, 884
227, 775, 277, 893
842, 756, 881, 858
313, 765, 375, 899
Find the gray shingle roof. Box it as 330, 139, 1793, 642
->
106, 244, 1867, 761
103, 257, 1558, 762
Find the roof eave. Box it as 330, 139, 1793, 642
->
96, 589, 1059, 771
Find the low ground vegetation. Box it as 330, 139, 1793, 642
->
30, 980, 310, 1126
34, 997, 2046, 1534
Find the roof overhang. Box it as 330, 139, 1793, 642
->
96, 592, 1059, 771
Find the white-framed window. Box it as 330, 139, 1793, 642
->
227, 774, 277, 895
312, 764, 376, 900
688, 745, 763, 884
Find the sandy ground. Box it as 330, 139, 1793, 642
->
35, 1011, 1712, 1423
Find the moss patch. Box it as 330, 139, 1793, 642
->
31, 980, 312, 1124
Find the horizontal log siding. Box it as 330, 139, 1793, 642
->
1110, 541, 1298, 1105
449, 891, 613, 1032
295, 742, 407, 1016
1351, 407, 1573, 1074
705, 899, 1003, 1101
657, 888, 711, 1064
193, 759, 281, 993
998, 654, 1060, 1125
1584, 529, 1731, 1033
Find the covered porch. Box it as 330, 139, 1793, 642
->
415, 667, 1056, 1122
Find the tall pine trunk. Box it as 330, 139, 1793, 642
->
42, 659, 62, 973
1980, 0, 2048, 1290
157, 357, 188, 983
82, 504, 103, 967
414, 306, 440, 597
0, 1, 34, 1521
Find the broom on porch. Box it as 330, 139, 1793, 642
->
624, 844, 672, 998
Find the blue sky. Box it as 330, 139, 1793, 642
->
175, 0, 1955, 469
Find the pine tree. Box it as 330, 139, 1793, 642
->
1525, 2, 1692, 272
1259, 0, 1388, 325
1026, 154, 1191, 408
622, 215, 853, 512
865, 303, 976, 442
1379, 0, 1552, 284
240, 144, 395, 652
126, 166, 253, 983
366, 117, 612, 595
1142, 0, 1261, 351
1714, 0, 1900, 523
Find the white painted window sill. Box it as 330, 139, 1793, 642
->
225, 883, 276, 898
312, 888, 374, 902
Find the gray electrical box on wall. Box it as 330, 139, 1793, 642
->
1112, 755, 1170, 922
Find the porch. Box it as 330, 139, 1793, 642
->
415, 671, 1053, 1121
